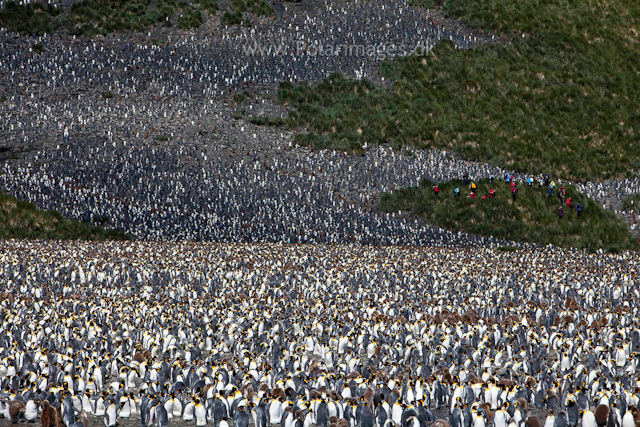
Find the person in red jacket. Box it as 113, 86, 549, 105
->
433, 185, 440, 196
566, 197, 572, 209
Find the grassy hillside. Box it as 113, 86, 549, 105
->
0, 192, 133, 241
623, 194, 640, 212
380, 179, 638, 253
0, 0, 272, 35
262, 0, 640, 181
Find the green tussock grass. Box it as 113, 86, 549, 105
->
0, 1, 60, 34
197, 0, 218, 15
0, 192, 133, 241
177, 4, 203, 30
32, 43, 45, 53
0, 0, 220, 35
273, 0, 640, 181
63, 0, 154, 36
233, 90, 251, 104
407, 0, 438, 8
247, 115, 286, 126
380, 179, 638, 253
622, 194, 640, 212
222, 0, 273, 25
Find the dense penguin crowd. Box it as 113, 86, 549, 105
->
2, 134, 638, 244
1, 0, 637, 235
0, 138, 532, 245
0, 240, 640, 427
1, 2, 640, 427
0, 0, 500, 153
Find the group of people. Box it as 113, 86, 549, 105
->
433, 173, 585, 218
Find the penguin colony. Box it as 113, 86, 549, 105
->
1, 0, 500, 101
0, 0, 505, 165
0, 240, 640, 427
1, 0, 638, 234
1, 0, 638, 233
1, 139, 530, 245
1, 139, 638, 244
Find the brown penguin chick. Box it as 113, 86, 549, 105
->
363, 388, 373, 404
41, 402, 51, 427
55, 404, 65, 427
517, 398, 528, 412
433, 312, 443, 324
432, 420, 450, 427
329, 416, 339, 424
308, 361, 318, 375
202, 384, 212, 397
498, 379, 514, 388
629, 406, 640, 425
525, 415, 541, 427
9, 400, 26, 422
41, 401, 56, 427
272, 387, 286, 399
338, 419, 349, 427
594, 405, 610, 427
374, 346, 382, 357
479, 403, 494, 423
546, 389, 559, 399
239, 385, 248, 397
79, 410, 89, 427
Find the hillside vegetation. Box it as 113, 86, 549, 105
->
380, 179, 638, 253
0, 0, 273, 35
0, 192, 133, 241
623, 194, 640, 212
263, 0, 640, 181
